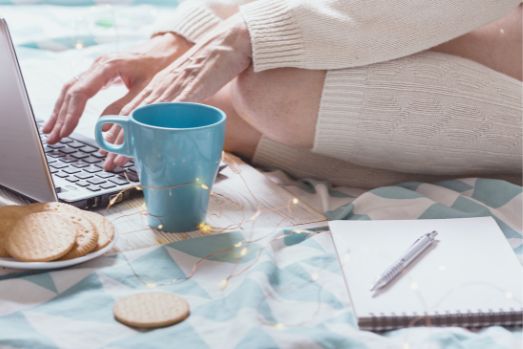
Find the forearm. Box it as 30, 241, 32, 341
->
240, 0, 522, 71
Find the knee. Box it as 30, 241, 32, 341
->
230, 66, 325, 148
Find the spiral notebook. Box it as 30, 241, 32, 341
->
330, 217, 523, 331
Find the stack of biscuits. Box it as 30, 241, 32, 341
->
0, 202, 115, 262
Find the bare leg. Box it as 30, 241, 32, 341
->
433, 5, 522, 80
204, 82, 262, 159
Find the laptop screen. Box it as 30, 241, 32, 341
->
0, 19, 57, 203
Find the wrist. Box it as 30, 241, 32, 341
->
144, 33, 193, 66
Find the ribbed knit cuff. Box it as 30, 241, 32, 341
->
153, 3, 222, 43
313, 68, 367, 161
240, 0, 305, 72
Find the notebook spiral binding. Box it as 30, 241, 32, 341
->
362, 308, 523, 331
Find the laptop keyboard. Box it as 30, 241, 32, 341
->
37, 122, 139, 194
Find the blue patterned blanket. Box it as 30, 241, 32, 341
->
0, 2, 521, 348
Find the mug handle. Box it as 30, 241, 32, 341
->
95, 116, 132, 157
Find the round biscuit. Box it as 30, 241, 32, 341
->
61, 214, 99, 260
0, 206, 29, 258
6, 212, 77, 262
25, 202, 81, 215
81, 211, 115, 250
113, 292, 190, 329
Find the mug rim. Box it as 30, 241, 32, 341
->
130, 102, 226, 131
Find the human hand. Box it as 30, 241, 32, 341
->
105, 14, 251, 169
43, 33, 192, 146
121, 14, 251, 112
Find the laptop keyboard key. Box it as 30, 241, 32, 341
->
75, 172, 93, 180
96, 172, 115, 179
60, 147, 77, 155
87, 177, 105, 185
109, 177, 129, 186
86, 185, 101, 192
79, 145, 98, 153
100, 182, 116, 190
76, 181, 89, 187
50, 162, 68, 169
66, 176, 79, 183
55, 172, 68, 178
63, 167, 81, 174
84, 165, 101, 173
91, 151, 106, 159
47, 150, 63, 158
84, 156, 102, 164
71, 160, 90, 168
50, 168, 59, 174
71, 151, 89, 160
61, 137, 73, 144
61, 155, 77, 163
69, 141, 85, 148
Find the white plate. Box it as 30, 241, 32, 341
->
0, 232, 118, 270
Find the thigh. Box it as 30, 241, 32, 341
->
432, 5, 522, 80
231, 66, 326, 149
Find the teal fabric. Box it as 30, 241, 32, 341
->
0, 2, 521, 348
1, 178, 521, 349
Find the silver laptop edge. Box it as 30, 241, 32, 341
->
0, 18, 138, 208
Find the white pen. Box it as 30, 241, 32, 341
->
370, 230, 438, 295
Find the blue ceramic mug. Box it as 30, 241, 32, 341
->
95, 102, 226, 232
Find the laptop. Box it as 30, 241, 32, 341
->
0, 18, 140, 209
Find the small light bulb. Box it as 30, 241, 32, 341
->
273, 323, 285, 330
157, 224, 164, 231
292, 198, 300, 205
219, 279, 229, 290
136, 186, 143, 191
198, 223, 213, 234
200, 183, 209, 190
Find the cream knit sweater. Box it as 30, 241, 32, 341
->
156, 0, 522, 187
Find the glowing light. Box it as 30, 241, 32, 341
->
292, 198, 300, 205
200, 183, 209, 190
136, 186, 143, 191
273, 323, 285, 330
310, 272, 319, 281
219, 279, 229, 290
198, 223, 213, 234
146, 282, 157, 289
410, 281, 419, 290
75, 41, 84, 50
240, 247, 248, 257
234, 242, 243, 248
157, 224, 164, 231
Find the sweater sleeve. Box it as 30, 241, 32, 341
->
152, 1, 223, 43
239, 0, 522, 72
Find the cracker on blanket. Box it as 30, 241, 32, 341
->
113, 292, 190, 329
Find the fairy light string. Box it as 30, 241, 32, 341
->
101, 155, 522, 331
